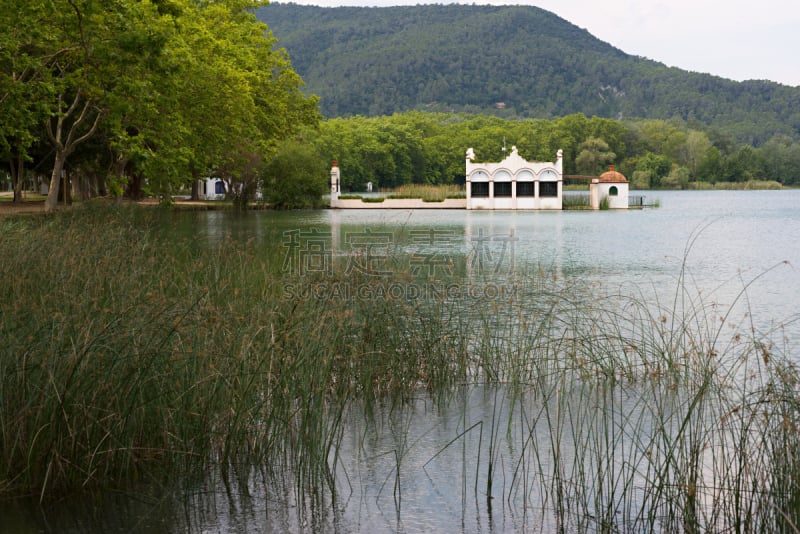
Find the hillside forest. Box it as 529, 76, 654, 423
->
258, 4, 800, 147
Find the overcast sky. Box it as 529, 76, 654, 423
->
271, 0, 800, 87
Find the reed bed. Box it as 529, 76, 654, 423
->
689, 180, 784, 190
0, 206, 798, 532
0, 206, 468, 500
384, 183, 465, 201
561, 193, 591, 209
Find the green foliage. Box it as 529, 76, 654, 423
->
631, 170, 652, 189
697, 146, 724, 183
635, 152, 672, 188
0, 0, 319, 206
760, 135, 800, 185
260, 140, 328, 209
259, 4, 800, 146
575, 137, 616, 175
302, 110, 790, 191
662, 165, 690, 189
5, 1, 797, 202
723, 145, 765, 182
312, 115, 426, 190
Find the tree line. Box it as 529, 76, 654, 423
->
303, 112, 800, 193
0, 0, 318, 211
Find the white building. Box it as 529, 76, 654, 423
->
329, 150, 633, 211
589, 165, 629, 209
465, 146, 563, 210
197, 177, 226, 200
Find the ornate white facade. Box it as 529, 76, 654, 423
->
329, 150, 633, 210
465, 146, 563, 210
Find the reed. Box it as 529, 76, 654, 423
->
385, 183, 465, 201
562, 193, 591, 209
690, 180, 784, 190
1, 205, 798, 534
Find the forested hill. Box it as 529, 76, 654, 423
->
257, 3, 800, 145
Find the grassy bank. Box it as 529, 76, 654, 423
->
0, 206, 798, 532
384, 183, 465, 201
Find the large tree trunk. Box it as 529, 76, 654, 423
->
44, 92, 104, 213
44, 149, 67, 212
10, 154, 25, 203
112, 154, 129, 202
125, 173, 144, 200
76, 170, 92, 201
191, 178, 200, 201
59, 167, 72, 205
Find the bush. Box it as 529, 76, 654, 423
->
260, 140, 329, 209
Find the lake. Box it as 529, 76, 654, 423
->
197, 189, 800, 344
3, 190, 799, 533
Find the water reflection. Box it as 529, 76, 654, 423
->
174, 193, 800, 345
7, 379, 769, 533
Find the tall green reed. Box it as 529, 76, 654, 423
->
1, 205, 798, 534
0, 206, 473, 500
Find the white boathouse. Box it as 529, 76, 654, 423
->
329, 147, 633, 210
465, 146, 563, 210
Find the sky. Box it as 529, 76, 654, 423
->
271, 0, 800, 87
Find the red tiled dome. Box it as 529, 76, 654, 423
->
599, 165, 627, 183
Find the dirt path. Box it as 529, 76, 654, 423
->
0, 201, 46, 215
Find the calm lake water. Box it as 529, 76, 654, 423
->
4, 190, 800, 533
197, 189, 800, 343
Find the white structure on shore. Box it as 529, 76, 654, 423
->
590, 165, 629, 209
197, 177, 226, 200
329, 149, 631, 210
465, 146, 563, 210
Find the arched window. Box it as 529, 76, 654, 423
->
609, 186, 618, 196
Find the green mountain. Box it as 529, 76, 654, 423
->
257, 3, 800, 145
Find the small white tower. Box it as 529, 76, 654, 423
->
330, 160, 340, 208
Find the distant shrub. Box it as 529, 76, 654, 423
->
260, 140, 328, 209
705, 180, 783, 190
743, 180, 782, 190
688, 181, 714, 190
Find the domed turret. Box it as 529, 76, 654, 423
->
599, 165, 627, 183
